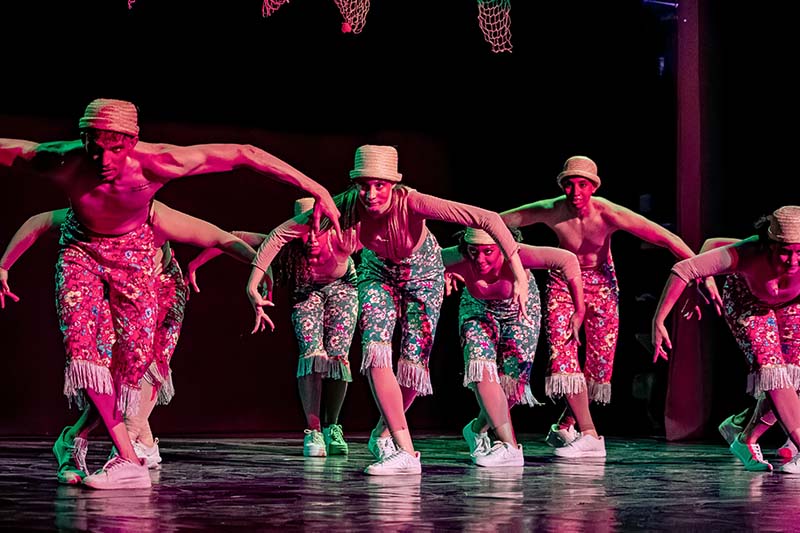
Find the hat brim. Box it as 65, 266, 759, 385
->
349, 170, 402, 182
557, 170, 601, 188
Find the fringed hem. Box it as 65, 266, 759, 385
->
397, 359, 432, 396
325, 357, 353, 382
545, 373, 587, 398
463, 359, 500, 387
144, 362, 175, 405
297, 353, 353, 382
501, 376, 542, 407
63, 360, 114, 409
117, 384, 142, 418
297, 352, 330, 378
157, 371, 175, 405
587, 381, 612, 405
747, 364, 800, 396
360, 342, 393, 372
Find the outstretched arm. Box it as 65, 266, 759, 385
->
185, 230, 268, 293
500, 199, 555, 229
139, 142, 340, 233
519, 245, 585, 342
408, 191, 529, 319
652, 246, 739, 362
608, 204, 695, 260
0, 209, 68, 308
0, 139, 39, 168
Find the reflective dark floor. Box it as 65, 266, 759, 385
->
1, 434, 797, 531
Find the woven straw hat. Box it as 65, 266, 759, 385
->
556, 155, 601, 188
78, 98, 139, 136
349, 145, 402, 182
464, 228, 496, 245
768, 205, 800, 243
294, 197, 315, 217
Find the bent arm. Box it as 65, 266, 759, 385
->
151, 202, 257, 264
252, 215, 312, 273
500, 200, 553, 228
0, 209, 68, 270
609, 205, 695, 259
140, 142, 340, 232
409, 192, 519, 260
0, 139, 39, 168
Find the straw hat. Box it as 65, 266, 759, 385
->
349, 145, 402, 182
768, 205, 800, 243
556, 155, 601, 188
463, 228, 496, 245
294, 197, 315, 217
78, 98, 139, 136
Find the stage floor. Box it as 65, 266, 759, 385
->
0, 434, 795, 531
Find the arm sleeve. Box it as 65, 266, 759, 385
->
670, 246, 736, 282
409, 191, 519, 259
251, 218, 309, 272
520, 246, 581, 281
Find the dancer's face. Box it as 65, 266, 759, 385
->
82, 130, 137, 181
466, 243, 504, 275
561, 177, 595, 210
356, 179, 393, 214
772, 242, 800, 275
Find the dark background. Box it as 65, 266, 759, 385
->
0, 1, 795, 439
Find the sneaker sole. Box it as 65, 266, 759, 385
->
363, 466, 421, 476
553, 450, 606, 458
328, 445, 349, 455
84, 480, 153, 490
475, 459, 524, 467
304, 448, 327, 457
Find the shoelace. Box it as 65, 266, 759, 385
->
471, 435, 492, 457
380, 449, 410, 465
330, 425, 343, 440
750, 443, 765, 462
102, 456, 130, 472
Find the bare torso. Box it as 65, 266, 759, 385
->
305, 230, 359, 284
731, 241, 800, 305
529, 197, 614, 269
43, 141, 165, 235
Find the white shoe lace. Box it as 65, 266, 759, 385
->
472, 434, 492, 457
379, 449, 414, 467
750, 443, 765, 462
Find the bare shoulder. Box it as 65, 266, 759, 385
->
31, 140, 83, 173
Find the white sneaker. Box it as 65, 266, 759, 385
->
82, 456, 151, 490
364, 449, 422, 476
367, 429, 397, 461
323, 424, 349, 455
778, 438, 798, 460
133, 438, 162, 469
462, 419, 491, 458
303, 429, 327, 457
475, 441, 524, 467
554, 434, 606, 458
546, 424, 579, 448
780, 453, 800, 474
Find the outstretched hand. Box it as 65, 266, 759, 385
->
652, 320, 672, 363
444, 272, 465, 297
248, 289, 275, 334
513, 280, 529, 323
0, 268, 20, 309
186, 266, 201, 294
311, 191, 342, 235
565, 311, 584, 346
678, 277, 723, 320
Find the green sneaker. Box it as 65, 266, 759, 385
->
323, 424, 349, 455
52, 426, 88, 484
730, 435, 772, 472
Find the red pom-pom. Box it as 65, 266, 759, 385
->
341, 22, 352, 33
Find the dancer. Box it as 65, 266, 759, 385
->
0, 201, 258, 483
248, 145, 529, 475
653, 206, 800, 472
188, 197, 359, 457
0, 97, 337, 488
443, 227, 584, 466
501, 155, 714, 458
